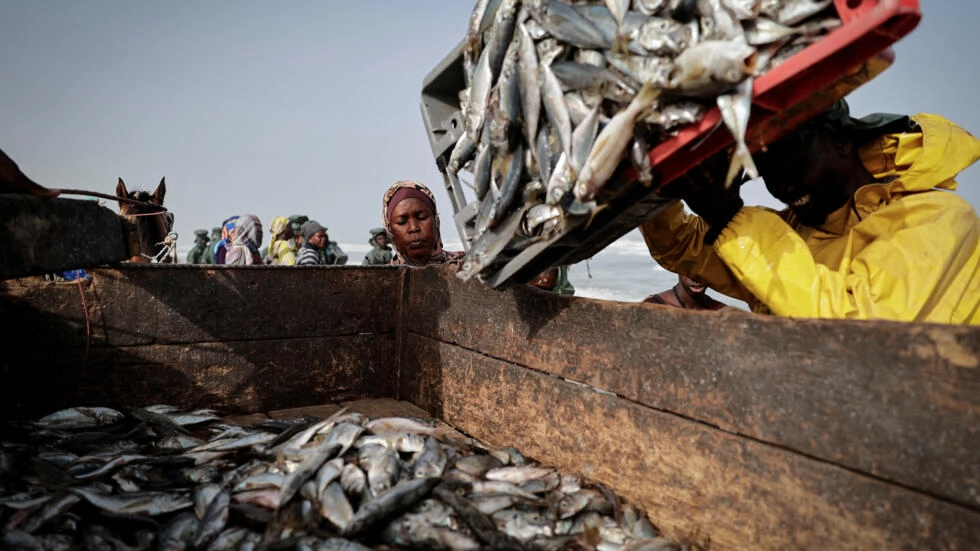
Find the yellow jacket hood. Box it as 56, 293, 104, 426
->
642, 113, 980, 324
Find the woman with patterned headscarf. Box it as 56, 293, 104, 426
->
266, 216, 297, 265
382, 180, 462, 267
225, 214, 264, 265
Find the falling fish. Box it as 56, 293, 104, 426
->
574, 82, 661, 202
717, 76, 759, 187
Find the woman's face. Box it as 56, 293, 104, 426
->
389, 198, 436, 264
308, 230, 327, 249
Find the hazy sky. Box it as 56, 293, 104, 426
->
2, 1, 978, 253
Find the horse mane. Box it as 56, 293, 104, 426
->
117, 177, 175, 263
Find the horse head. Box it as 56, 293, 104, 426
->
117, 177, 176, 263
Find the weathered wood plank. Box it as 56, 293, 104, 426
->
0, 266, 403, 347
0, 334, 396, 419
405, 268, 980, 510
401, 334, 978, 551
0, 195, 131, 278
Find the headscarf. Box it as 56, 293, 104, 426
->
269, 216, 290, 239
382, 180, 461, 266
225, 214, 263, 265
266, 216, 296, 265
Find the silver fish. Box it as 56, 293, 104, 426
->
233, 471, 285, 492
549, 61, 636, 104
697, 0, 743, 40
457, 205, 521, 281
526, 0, 609, 50
278, 439, 341, 508
483, 0, 520, 80
358, 443, 400, 497
413, 436, 450, 479
70, 487, 192, 516
33, 407, 124, 430
465, 45, 494, 142
722, 0, 761, 19
320, 481, 355, 531
539, 61, 572, 159
761, 0, 834, 26
488, 143, 526, 230
157, 512, 198, 551
484, 465, 555, 485
570, 105, 600, 178
343, 477, 442, 537
340, 462, 367, 501
629, 128, 654, 186
534, 124, 560, 185
575, 82, 661, 202
635, 17, 695, 55
523, 202, 564, 237
535, 37, 565, 67
668, 39, 757, 97
492, 507, 555, 542
545, 151, 573, 206
742, 16, 798, 46
717, 77, 758, 186
632, 0, 668, 15
365, 416, 446, 437
192, 488, 229, 549
447, 133, 476, 175
516, 20, 542, 148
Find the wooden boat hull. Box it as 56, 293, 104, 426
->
1, 265, 977, 549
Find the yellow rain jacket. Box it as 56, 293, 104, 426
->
641, 113, 980, 324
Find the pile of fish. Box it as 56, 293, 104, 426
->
1, 405, 681, 550
451, 0, 842, 280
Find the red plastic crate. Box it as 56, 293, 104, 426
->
419, 0, 922, 288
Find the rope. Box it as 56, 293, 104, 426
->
58, 273, 93, 408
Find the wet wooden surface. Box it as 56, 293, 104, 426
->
0, 267, 404, 417
0, 195, 131, 278
402, 333, 979, 550
405, 267, 980, 513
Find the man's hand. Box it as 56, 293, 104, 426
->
661, 150, 745, 244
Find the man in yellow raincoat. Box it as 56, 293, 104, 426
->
641, 99, 980, 324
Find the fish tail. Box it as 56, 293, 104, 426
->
637, 81, 661, 105
725, 143, 759, 188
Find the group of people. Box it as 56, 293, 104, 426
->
185, 214, 369, 267
183, 98, 980, 323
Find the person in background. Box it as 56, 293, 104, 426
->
203, 226, 221, 264
642, 274, 727, 310
186, 229, 210, 264
324, 231, 349, 266
527, 265, 576, 295
214, 216, 238, 265
362, 227, 393, 266
363, 227, 393, 266
295, 220, 329, 266
224, 214, 263, 265
288, 215, 309, 244
266, 216, 297, 265
641, 98, 980, 323
382, 179, 463, 267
